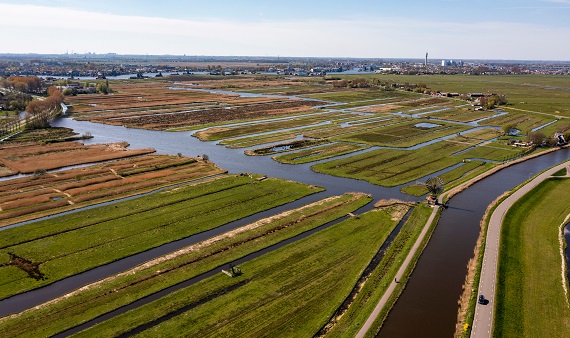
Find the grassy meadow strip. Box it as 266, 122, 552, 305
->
425, 108, 497, 123
72, 205, 404, 338
312, 140, 471, 187
325, 97, 403, 110
494, 178, 570, 337
306, 117, 401, 139
273, 142, 371, 164
193, 111, 343, 141
0, 193, 371, 337
458, 128, 502, 141
326, 204, 433, 337
245, 139, 329, 156
0, 176, 322, 299
339, 120, 468, 147
219, 131, 297, 148
386, 125, 469, 148
303, 89, 410, 103
479, 111, 555, 132
338, 120, 437, 144
400, 160, 488, 196
458, 141, 533, 161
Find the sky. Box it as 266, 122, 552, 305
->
1, 0, 569, 60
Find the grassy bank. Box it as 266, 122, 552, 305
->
494, 178, 570, 337
326, 204, 433, 337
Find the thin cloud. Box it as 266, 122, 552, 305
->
1, 3, 568, 60
542, 0, 570, 5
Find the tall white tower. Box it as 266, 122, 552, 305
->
425, 52, 428, 68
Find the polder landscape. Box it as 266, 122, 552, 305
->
1, 57, 570, 338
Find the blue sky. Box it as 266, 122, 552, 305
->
2, 0, 569, 60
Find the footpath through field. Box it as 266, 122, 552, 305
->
355, 204, 440, 338
470, 159, 570, 338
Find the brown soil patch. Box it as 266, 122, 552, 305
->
355, 104, 402, 113
374, 198, 416, 208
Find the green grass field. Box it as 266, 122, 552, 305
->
312, 140, 470, 187
0, 175, 322, 300
219, 131, 297, 148
400, 160, 489, 196
194, 111, 349, 141
494, 178, 570, 337
326, 204, 433, 337
303, 89, 410, 103
337, 74, 570, 118
71, 206, 407, 337
0, 193, 371, 337
425, 108, 497, 123
273, 142, 371, 164
339, 120, 469, 147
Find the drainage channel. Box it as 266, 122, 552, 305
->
54, 201, 395, 337
316, 207, 414, 336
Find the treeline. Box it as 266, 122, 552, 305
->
330, 78, 428, 92
1, 76, 44, 93
24, 86, 64, 129
0, 91, 32, 112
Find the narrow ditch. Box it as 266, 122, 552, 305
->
315, 208, 413, 336
50, 203, 375, 337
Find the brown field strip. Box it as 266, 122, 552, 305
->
0, 154, 225, 226
0, 142, 155, 175
66, 81, 322, 130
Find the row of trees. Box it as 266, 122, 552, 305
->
0, 76, 44, 93
331, 78, 429, 92
24, 86, 64, 129
478, 94, 508, 109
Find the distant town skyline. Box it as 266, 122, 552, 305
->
2, 0, 570, 60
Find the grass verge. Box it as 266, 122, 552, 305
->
494, 178, 570, 337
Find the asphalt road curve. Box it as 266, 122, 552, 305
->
470, 160, 570, 338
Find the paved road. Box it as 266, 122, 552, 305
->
470, 160, 570, 338
356, 205, 440, 338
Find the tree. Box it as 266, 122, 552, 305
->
24, 87, 64, 129
527, 131, 546, 145
96, 83, 109, 94
202, 154, 209, 162
502, 123, 517, 135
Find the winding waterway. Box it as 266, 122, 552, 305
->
378, 147, 570, 338
54, 116, 570, 337
2, 102, 569, 336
